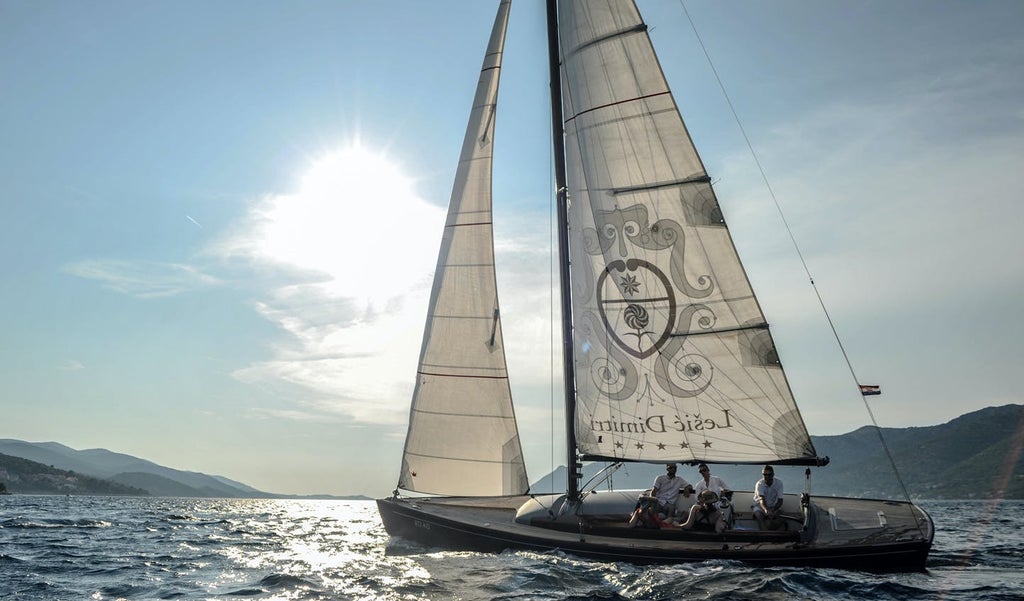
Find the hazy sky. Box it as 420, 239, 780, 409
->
2, 0, 1022, 498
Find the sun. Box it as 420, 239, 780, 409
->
256, 143, 443, 306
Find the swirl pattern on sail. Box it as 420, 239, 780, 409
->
558, 0, 818, 465
398, 0, 528, 496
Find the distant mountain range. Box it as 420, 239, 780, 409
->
0, 452, 148, 496
2, 404, 1020, 499
0, 439, 368, 499
530, 404, 1024, 500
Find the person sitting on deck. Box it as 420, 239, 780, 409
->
752, 465, 785, 530
629, 463, 693, 527
679, 463, 731, 533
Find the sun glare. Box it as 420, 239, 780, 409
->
224, 142, 446, 419
259, 144, 442, 306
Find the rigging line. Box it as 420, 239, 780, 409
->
404, 450, 514, 464
410, 408, 517, 420
416, 371, 508, 380
564, 90, 671, 123
608, 174, 711, 196
444, 220, 493, 228
677, 0, 918, 513
668, 322, 768, 337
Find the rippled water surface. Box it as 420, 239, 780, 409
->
1, 496, 1021, 600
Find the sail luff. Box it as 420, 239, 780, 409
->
557, 0, 821, 466
397, 0, 528, 496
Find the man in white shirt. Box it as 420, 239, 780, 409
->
629, 463, 692, 527
752, 465, 784, 530
651, 462, 692, 514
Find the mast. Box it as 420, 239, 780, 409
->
545, 0, 580, 501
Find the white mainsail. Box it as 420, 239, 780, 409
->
557, 0, 819, 465
398, 0, 528, 496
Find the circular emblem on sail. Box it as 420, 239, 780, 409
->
623, 304, 649, 330
596, 259, 676, 359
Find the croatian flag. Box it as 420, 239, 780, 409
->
859, 384, 881, 396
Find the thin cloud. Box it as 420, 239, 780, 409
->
62, 259, 221, 298
245, 407, 345, 423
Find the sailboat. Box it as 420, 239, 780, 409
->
377, 0, 933, 571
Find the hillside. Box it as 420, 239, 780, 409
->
0, 440, 264, 498
0, 453, 149, 496
531, 404, 1024, 500
810, 403, 1024, 499
0, 440, 369, 499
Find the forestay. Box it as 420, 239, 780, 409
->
557, 0, 820, 465
398, 0, 528, 496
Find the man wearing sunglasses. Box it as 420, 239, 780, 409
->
752, 465, 784, 530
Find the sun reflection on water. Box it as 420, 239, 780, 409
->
202, 499, 437, 599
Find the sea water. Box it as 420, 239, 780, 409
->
1, 495, 1021, 600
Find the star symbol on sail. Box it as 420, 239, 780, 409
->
703, 441, 712, 448
657, 443, 666, 450
619, 274, 640, 296
635, 442, 644, 449
615, 441, 623, 449
679, 442, 689, 449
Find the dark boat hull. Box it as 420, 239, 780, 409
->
377, 493, 933, 571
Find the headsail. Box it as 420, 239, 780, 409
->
398, 0, 528, 496
557, 0, 821, 465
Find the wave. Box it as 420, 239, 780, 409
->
222, 573, 325, 597
258, 573, 321, 588
0, 517, 110, 529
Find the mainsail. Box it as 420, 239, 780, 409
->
557, 0, 820, 465
398, 0, 528, 496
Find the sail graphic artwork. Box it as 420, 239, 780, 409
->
377, 0, 933, 570
558, 1, 814, 466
